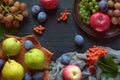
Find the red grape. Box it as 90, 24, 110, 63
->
5, 14, 14, 23
108, 0, 114, 8
5, 22, 12, 28
9, 6, 18, 13
13, 20, 20, 28
14, 1, 20, 9
113, 9, 120, 16
8, 0, 14, 6
107, 9, 114, 17
111, 17, 118, 25
22, 10, 29, 17
114, 2, 120, 9
20, 3, 27, 11
16, 14, 24, 21
0, 14, 4, 20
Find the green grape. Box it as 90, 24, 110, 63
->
92, 9, 96, 13
79, 0, 98, 24
95, 5, 98, 11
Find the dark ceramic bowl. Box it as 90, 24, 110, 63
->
73, 0, 120, 39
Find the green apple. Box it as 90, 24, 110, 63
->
24, 48, 45, 70
2, 59, 24, 80
2, 38, 21, 56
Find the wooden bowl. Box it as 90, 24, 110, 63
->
73, 0, 120, 39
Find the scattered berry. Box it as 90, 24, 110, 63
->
23, 73, 32, 80
0, 59, 4, 69
37, 11, 47, 22
60, 55, 71, 65
31, 5, 41, 15
34, 25, 45, 35
24, 40, 34, 50
86, 45, 108, 74
74, 34, 84, 46
57, 9, 69, 22
33, 72, 44, 80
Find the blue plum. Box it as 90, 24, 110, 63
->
37, 11, 47, 22
74, 34, 84, 46
23, 73, 32, 80
60, 55, 71, 65
31, 5, 41, 15
33, 72, 44, 80
24, 40, 34, 50
98, 0, 108, 12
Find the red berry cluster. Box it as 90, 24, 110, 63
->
86, 45, 108, 74
57, 9, 69, 22
33, 25, 45, 35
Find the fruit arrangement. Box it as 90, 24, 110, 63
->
0, 0, 29, 28
79, 0, 120, 32
0, 35, 53, 80
49, 46, 120, 80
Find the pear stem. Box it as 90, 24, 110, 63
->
8, 56, 11, 63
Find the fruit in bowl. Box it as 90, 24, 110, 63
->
62, 64, 82, 80
90, 12, 110, 32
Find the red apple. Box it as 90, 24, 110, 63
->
40, 0, 59, 10
62, 64, 82, 80
90, 12, 110, 32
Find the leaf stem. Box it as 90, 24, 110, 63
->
97, 59, 118, 72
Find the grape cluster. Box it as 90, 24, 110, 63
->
79, 0, 98, 24
107, 0, 120, 25
0, 0, 28, 28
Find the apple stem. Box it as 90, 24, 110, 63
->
99, 16, 103, 22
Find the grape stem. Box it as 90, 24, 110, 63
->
0, 1, 22, 19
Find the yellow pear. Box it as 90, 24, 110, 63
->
2, 59, 24, 80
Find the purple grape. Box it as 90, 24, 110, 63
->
98, 0, 108, 12
31, 5, 41, 15
74, 35, 84, 46
60, 55, 71, 65
37, 11, 47, 22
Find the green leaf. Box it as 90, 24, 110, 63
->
97, 56, 118, 78
0, 24, 17, 41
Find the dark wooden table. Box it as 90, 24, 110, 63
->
16, 0, 120, 61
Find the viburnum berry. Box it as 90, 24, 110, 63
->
57, 9, 69, 22
33, 25, 45, 35
86, 45, 108, 74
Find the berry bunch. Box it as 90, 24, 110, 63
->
86, 45, 108, 74
0, 0, 28, 28
33, 25, 45, 35
57, 9, 69, 22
